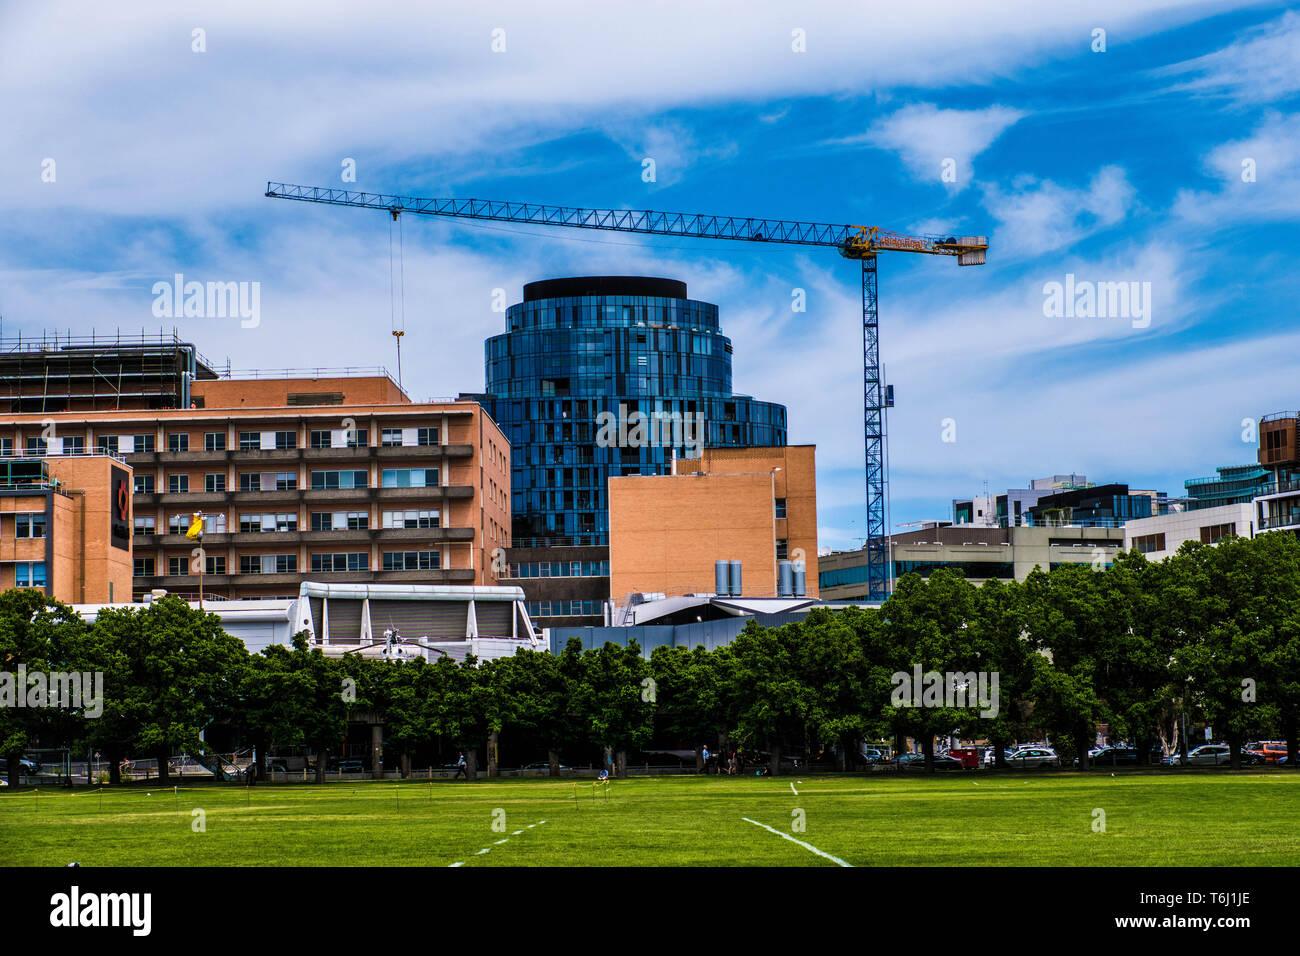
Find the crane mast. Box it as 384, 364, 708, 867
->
265, 182, 987, 602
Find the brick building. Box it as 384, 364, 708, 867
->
0, 455, 133, 603
4, 351, 510, 601
607, 445, 818, 603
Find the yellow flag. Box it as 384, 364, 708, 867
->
185, 514, 204, 540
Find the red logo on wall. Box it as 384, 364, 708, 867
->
117, 481, 130, 520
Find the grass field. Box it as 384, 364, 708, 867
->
2, 771, 1297, 867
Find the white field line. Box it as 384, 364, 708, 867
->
790, 782, 798, 795
452, 820, 546, 866
741, 817, 853, 867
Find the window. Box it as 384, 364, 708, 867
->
15, 514, 47, 538
311, 552, 368, 572
238, 554, 297, 574
381, 428, 403, 447
97, 435, 118, 454
776, 539, 788, 561
347, 428, 367, 448
382, 509, 439, 529
275, 472, 297, 491
275, 431, 296, 450
239, 432, 260, 451
135, 475, 155, 494
25, 437, 47, 455
168, 514, 188, 534
417, 427, 438, 446
168, 474, 189, 494
310, 430, 331, 449
167, 556, 189, 577
206, 473, 226, 493
1132, 533, 1165, 554
64, 437, 84, 455
382, 550, 440, 571
0, 438, 12, 456
134, 434, 156, 453
310, 511, 369, 531
134, 516, 156, 535
167, 433, 188, 452
15, 562, 47, 588
310, 470, 367, 490
239, 473, 261, 492
774, 498, 787, 519
205, 432, 227, 451
133, 557, 155, 577
239, 513, 298, 533
205, 555, 226, 575
381, 468, 438, 488
1200, 523, 1236, 545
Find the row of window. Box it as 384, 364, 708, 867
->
526, 600, 604, 618
6, 426, 443, 456
132, 508, 442, 535
506, 561, 610, 578
132, 550, 444, 576
130, 468, 442, 494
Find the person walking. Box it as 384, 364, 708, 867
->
454, 752, 468, 780
701, 745, 710, 775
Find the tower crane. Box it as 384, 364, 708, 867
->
265, 181, 988, 601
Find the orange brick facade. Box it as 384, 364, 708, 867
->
0, 456, 133, 603
607, 445, 818, 600
4, 379, 508, 601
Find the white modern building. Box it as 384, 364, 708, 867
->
1122, 502, 1255, 561
74, 580, 540, 662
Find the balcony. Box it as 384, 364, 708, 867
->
1259, 513, 1300, 531
230, 448, 301, 463
376, 485, 474, 501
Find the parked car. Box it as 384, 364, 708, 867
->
1172, 744, 1231, 766
1245, 741, 1288, 764
858, 748, 886, 765
892, 752, 964, 771
521, 761, 569, 772
1006, 747, 1060, 769
1087, 747, 1138, 767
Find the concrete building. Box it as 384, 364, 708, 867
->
819, 524, 1125, 600
0, 455, 133, 603
74, 581, 538, 662
4, 345, 510, 601
953, 474, 1091, 528
1122, 502, 1255, 561
606, 445, 817, 607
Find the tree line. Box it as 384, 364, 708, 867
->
2, 532, 1298, 785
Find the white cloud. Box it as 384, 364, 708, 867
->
1156, 10, 1300, 104
1172, 112, 1300, 224
980, 166, 1136, 258
858, 103, 1026, 192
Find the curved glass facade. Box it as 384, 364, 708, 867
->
476, 277, 787, 547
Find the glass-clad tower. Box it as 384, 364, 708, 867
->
474, 276, 787, 549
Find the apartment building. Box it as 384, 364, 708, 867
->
1256, 411, 1300, 536
4, 369, 510, 600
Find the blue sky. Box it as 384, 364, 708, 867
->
2, 1, 1299, 551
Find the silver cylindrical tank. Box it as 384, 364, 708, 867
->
792, 560, 806, 597
729, 560, 742, 597
715, 560, 729, 596
778, 560, 794, 597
